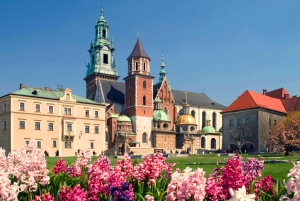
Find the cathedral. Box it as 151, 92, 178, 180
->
84, 8, 226, 155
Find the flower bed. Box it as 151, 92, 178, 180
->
0, 143, 299, 200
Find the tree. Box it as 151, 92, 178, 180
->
268, 111, 300, 155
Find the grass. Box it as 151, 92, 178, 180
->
46, 153, 300, 181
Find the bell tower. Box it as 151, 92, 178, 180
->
84, 7, 119, 100
124, 37, 154, 147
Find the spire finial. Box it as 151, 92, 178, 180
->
137, 31, 139, 37
161, 50, 165, 67
185, 92, 188, 104
101, 6, 104, 16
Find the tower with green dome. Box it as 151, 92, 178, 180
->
84, 7, 119, 100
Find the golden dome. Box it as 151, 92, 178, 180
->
176, 114, 197, 125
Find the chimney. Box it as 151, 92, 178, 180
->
263, 89, 267, 95
45, 87, 50, 91
19, 83, 24, 89
293, 95, 298, 98
284, 94, 290, 99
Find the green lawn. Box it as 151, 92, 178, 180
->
46, 153, 299, 181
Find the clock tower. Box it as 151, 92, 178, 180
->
84, 7, 119, 100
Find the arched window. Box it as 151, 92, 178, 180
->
143, 81, 146, 89
212, 112, 216, 129
135, 62, 138, 71
143, 96, 146, 105
164, 107, 168, 114
191, 110, 195, 118
92, 55, 95, 65
102, 29, 106, 38
201, 137, 206, 148
142, 133, 147, 143
96, 29, 98, 38
143, 63, 146, 71
211, 138, 216, 149
202, 111, 206, 128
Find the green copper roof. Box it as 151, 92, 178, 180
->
108, 113, 119, 118
154, 97, 162, 103
11, 87, 101, 105
117, 115, 131, 122
202, 126, 215, 133
153, 110, 170, 122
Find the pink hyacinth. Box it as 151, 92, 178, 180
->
283, 161, 300, 200
69, 149, 91, 177
29, 192, 54, 201
58, 184, 87, 201
52, 158, 67, 174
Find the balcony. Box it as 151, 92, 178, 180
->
63, 131, 76, 140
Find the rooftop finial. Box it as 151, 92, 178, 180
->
137, 31, 139, 38
185, 92, 188, 104
161, 50, 165, 67
101, 6, 104, 16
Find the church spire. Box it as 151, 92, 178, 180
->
158, 54, 166, 83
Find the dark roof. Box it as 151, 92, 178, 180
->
171, 90, 226, 109
127, 37, 150, 60
266, 88, 291, 99
99, 80, 225, 109
100, 80, 125, 104
282, 97, 300, 112
221, 90, 286, 114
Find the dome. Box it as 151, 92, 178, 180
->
202, 126, 215, 133
153, 110, 170, 122
154, 97, 162, 103
108, 113, 119, 118
176, 114, 197, 125
117, 115, 131, 122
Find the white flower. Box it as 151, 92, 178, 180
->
229, 186, 255, 201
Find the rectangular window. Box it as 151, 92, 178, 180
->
36, 104, 40, 112
90, 142, 94, 149
95, 111, 98, 118
85, 125, 90, 133
49, 106, 53, 113
20, 102, 25, 111
274, 120, 277, 126
52, 140, 57, 148
269, 119, 271, 126
3, 120, 7, 129
67, 123, 72, 131
19, 121, 25, 129
246, 117, 250, 124
64, 108, 71, 115
229, 119, 234, 126
48, 123, 53, 131
103, 54, 108, 64
25, 140, 30, 145
85, 110, 89, 117
37, 141, 42, 148
230, 132, 234, 139
94, 126, 99, 134
3, 102, 7, 111
35, 122, 40, 130
237, 118, 242, 125
65, 141, 72, 148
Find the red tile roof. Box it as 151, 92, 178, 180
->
221, 90, 287, 114
265, 88, 291, 99
282, 97, 300, 112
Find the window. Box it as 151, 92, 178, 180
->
129, 97, 132, 106
35, 122, 40, 130
64, 108, 71, 115
142, 132, 147, 143
20, 102, 25, 111
202, 112, 206, 128
163, 123, 168, 129
143, 63, 146, 71
85, 110, 89, 117
52, 140, 57, 148
25, 140, 30, 145
191, 110, 195, 117
94, 126, 99, 134
3, 121, 7, 129
85, 125, 90, 133
238, 118, 242, 125
36, 104, 40, 112
246, 117, 250, 124
3, 103, 6, 111
49, 106, 53, 113
143, 96, 146, 105
269, 119, 271, 126
135, 62, 138, 70
95, 111, 98, 118
212, 112, 216, 129
201, 137, 206, 148
274, 120, 277, 126
67, 123, 72, 131
128, 83, 131, 90
19, 121, 25, 129
164, 107, 168, 115
65, 141, 72, 148
182, 126, 188, 131
230, 132, 234, 139
229, 119, 234, 126
103, 54, 108, 64
92, 55, 95, 65
48, 123, 53, 131
37, 141, 42, 148
105, 131, 108, 142
102, 29, 106, 38
90, 142, 94, 149
190, 126, 195, 131
211, 138, 216, 149
143, 81, 146, 89
96, 29, 98, 38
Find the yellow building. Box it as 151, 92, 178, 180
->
0, 84, 106, 156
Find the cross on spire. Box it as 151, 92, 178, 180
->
101, 6, 104, 16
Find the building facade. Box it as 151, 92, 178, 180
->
0, 84, 106, 156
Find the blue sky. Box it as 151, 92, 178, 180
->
1, 1, 300, 106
